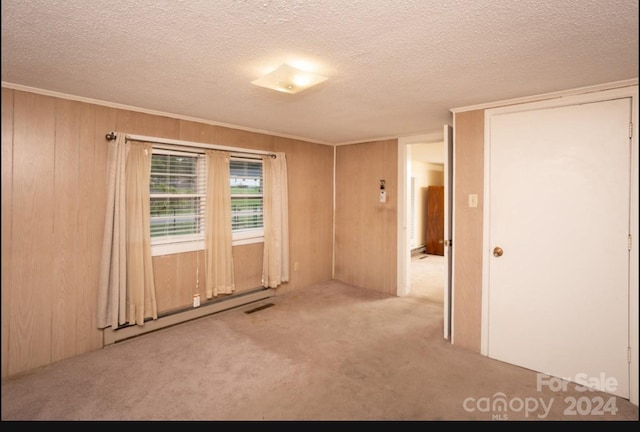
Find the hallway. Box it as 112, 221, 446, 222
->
410, 252, 445, 303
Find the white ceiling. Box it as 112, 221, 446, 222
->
1, 0, 638, 145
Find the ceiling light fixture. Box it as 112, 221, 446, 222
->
251, 63, 328, 94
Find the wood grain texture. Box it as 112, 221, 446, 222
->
10, 91, 56, 375
78, 104, 116, 355
452, 109, 485, 352
177, 250, 207, 300
152, 245, 265, 314
52, 98, 83, 362
1, 88, 336, 379
334, 139, 398, 295
179, 120, 216, 145
153, 254, 181, 312
425, 185, 444, 255
1, 88, 14, 378
274, 136, 334, 293
232, 243, 264, 292
215, 125, 275, 152
410, 160, 429, 248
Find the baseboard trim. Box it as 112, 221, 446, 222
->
103, 288, 275, 345
411, 245, 426, 256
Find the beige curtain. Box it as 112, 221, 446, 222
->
97, 133, 127, 329
97, 136, 158, 329
125, 142, 158, 325
262, 152, 289, 288
205, 150, 235, 298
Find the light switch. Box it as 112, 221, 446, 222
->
468, 194, 478, 208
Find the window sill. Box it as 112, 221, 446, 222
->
151, 236, 264, 257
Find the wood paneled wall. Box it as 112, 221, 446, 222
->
274, 137, 334, 293
1, 88, 14, 378
1, 88, 333, 378
452, 110, 485, 352
334, 140, 398, 295
0, 86, 497, 377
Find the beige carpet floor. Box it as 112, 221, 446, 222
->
410, 253, 445, 302
1, 279, 638, 421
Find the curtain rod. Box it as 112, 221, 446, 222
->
105, 131, 276, 158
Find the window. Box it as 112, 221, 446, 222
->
230, 158, 264, 238
149, 148, 264, 256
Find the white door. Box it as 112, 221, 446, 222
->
443, 125, 453, 340
486, 97, 631, 398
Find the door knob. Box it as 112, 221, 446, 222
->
493, 247, 503, 257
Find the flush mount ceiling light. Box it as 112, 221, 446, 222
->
251, 63, 328, 94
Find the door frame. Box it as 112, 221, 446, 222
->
398, 128, 453, 339
480, 84, 639, 405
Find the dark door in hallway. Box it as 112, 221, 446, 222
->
425, 185, 444, 256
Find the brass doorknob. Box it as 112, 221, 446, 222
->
493, 247, 503, 257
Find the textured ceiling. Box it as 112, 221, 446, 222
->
1, 0, 638, 145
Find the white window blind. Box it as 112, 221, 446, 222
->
150, 149, 206, 246
230, 158, 264, 232
149, 149, 264, 255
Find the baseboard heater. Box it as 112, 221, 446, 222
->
103, 288, 275, 346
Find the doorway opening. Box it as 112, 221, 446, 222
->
408, 147, 445, 301
398, 128, 452, 338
